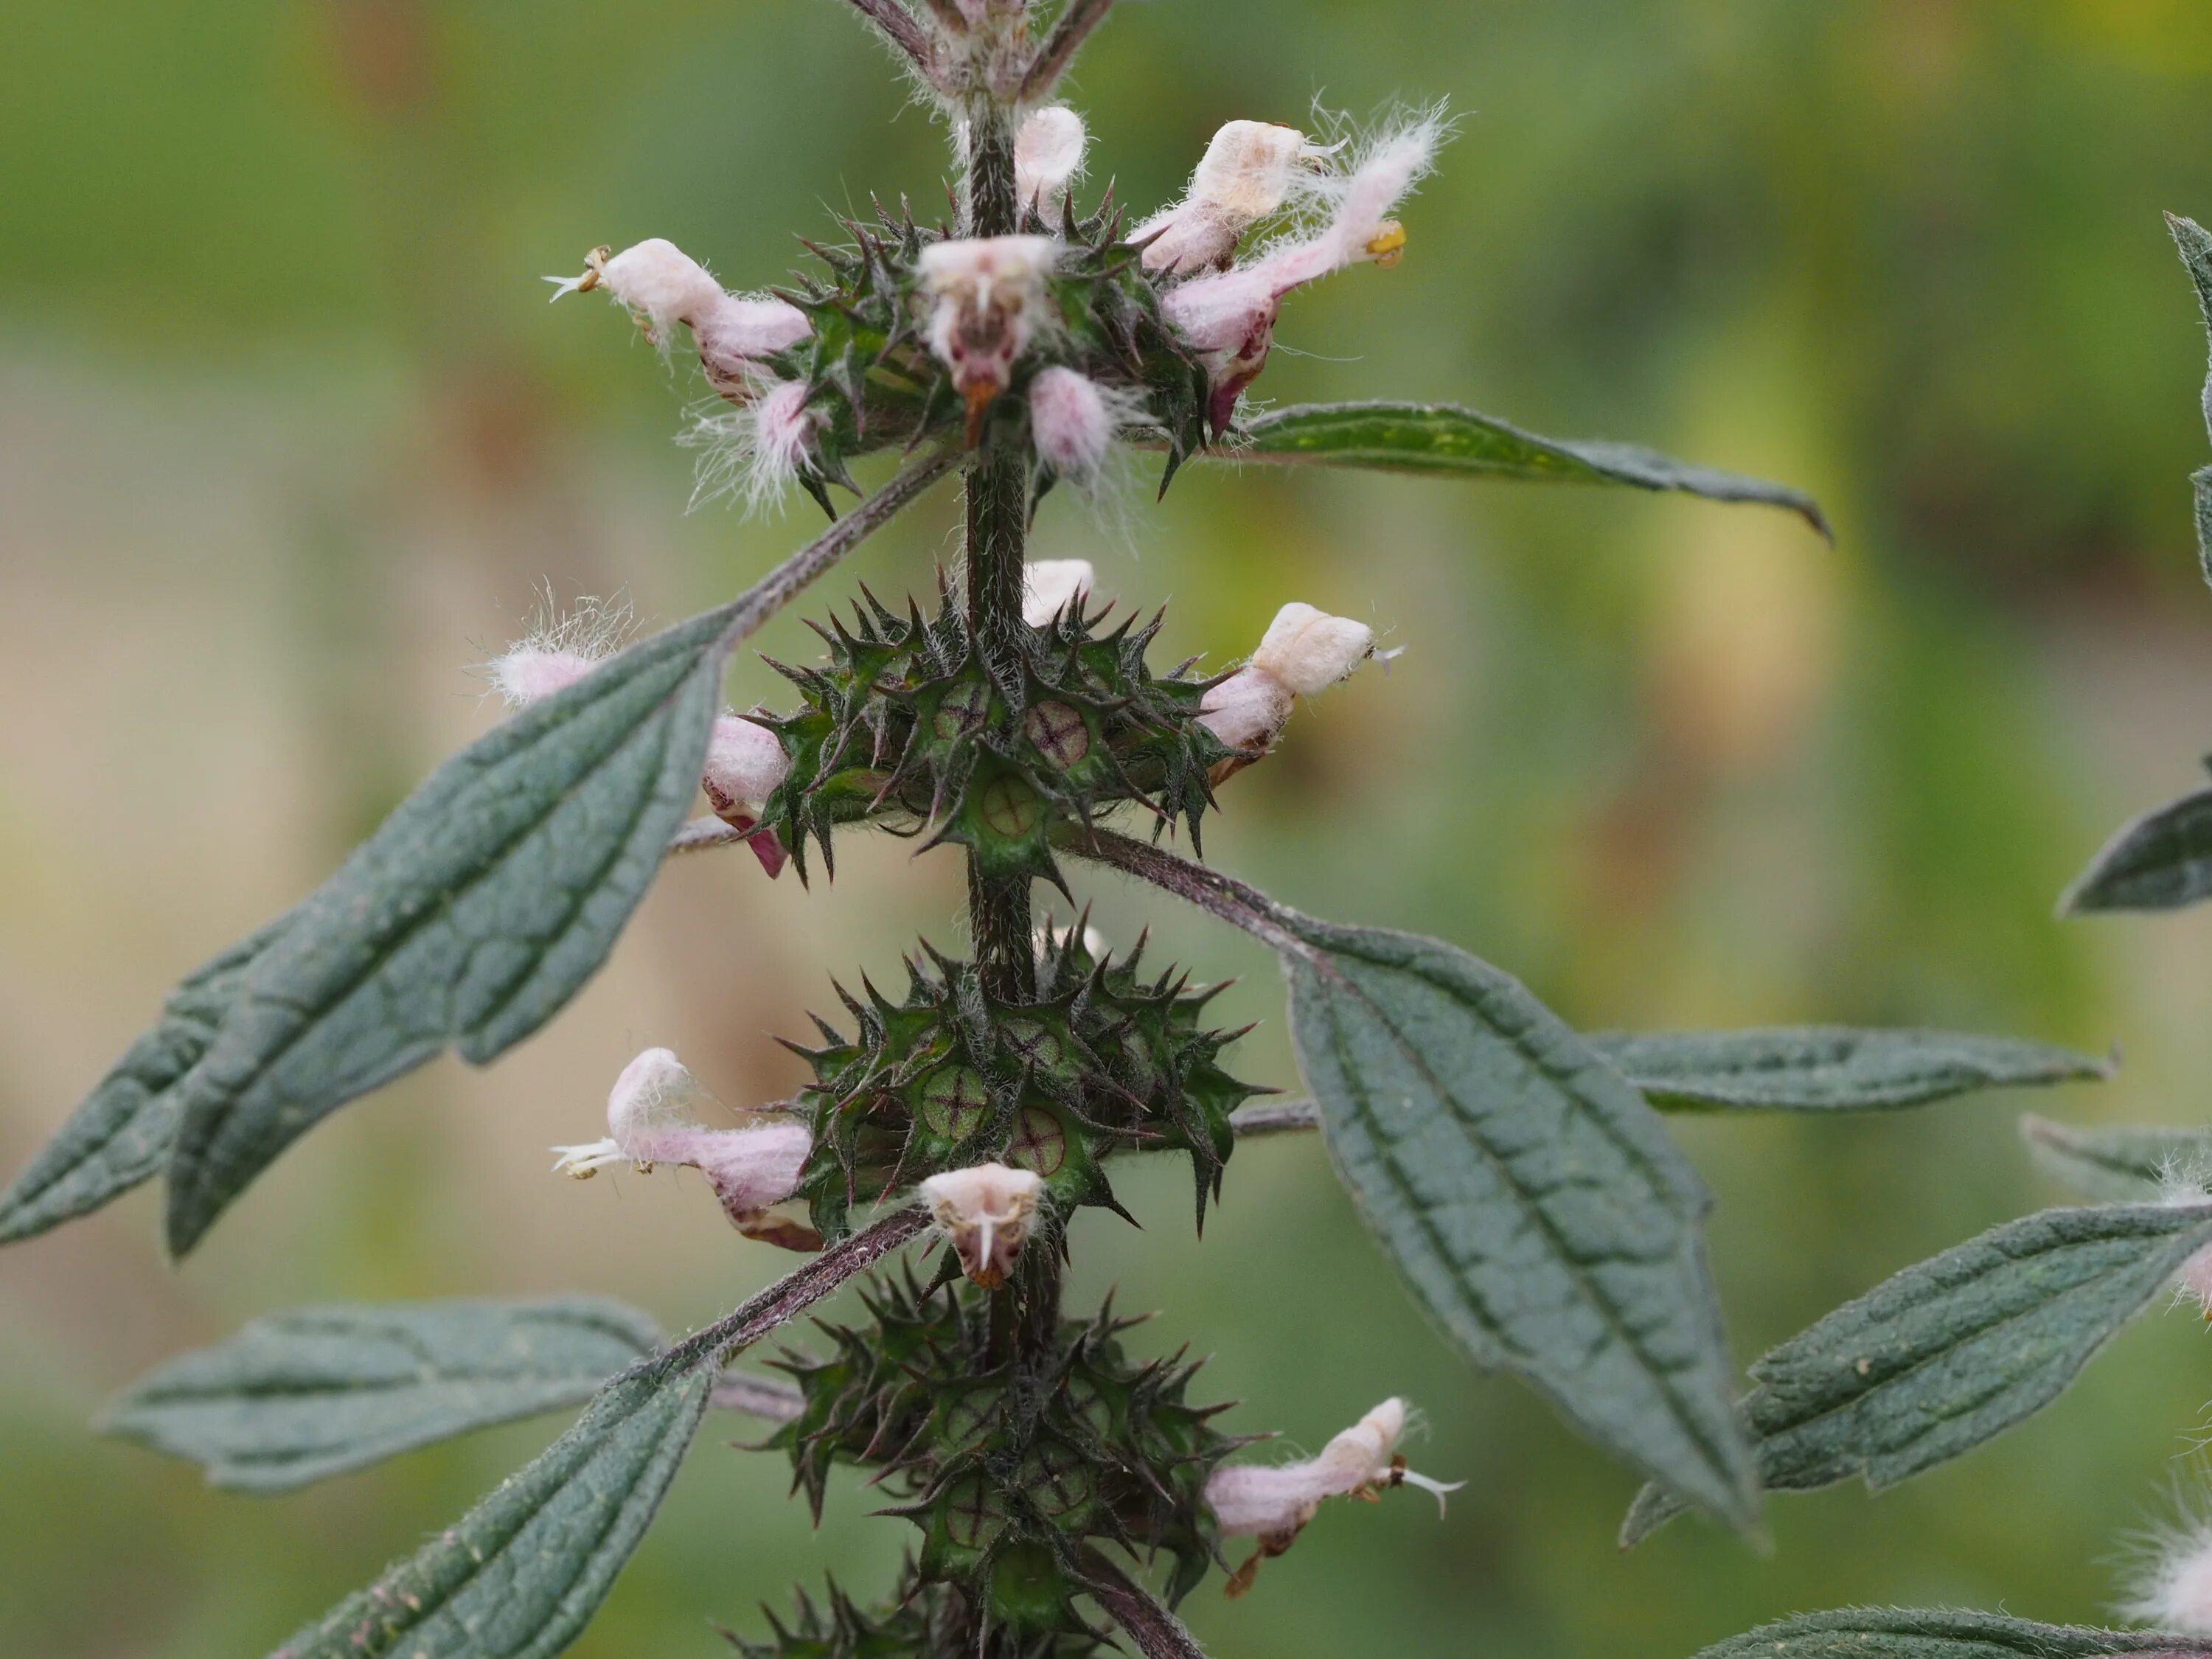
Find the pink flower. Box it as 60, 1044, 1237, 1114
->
487, 595, 635, 709
1015, 105, 1088, 216
1134, 119, 1318, 276
1162, 114, 1444, 433
1027, 366, 1131, 481
1199, 602, 1378, 764
546, 238, 810, 392
552, 1048, 816, 1246
917, 234, 1061, 439
1022, 558, 1096, 627
701, 714, 792, 826
920, 1162, 1046, 1289
2126, 1509, 2212, 1634
1207, 1398, 1459, 1593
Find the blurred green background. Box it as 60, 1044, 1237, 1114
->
6, 0, 2212, 1654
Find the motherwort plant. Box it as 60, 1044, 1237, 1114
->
0, 4, 2123, 1657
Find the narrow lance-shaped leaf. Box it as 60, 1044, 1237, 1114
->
0, 912, 292, 1244
158, 452, 953, 1256
1693, 1607, 2212, 1659
2168, 215, 2212, 586
272, 1208, 927, 1659
1059, 827, 1757, 1533
1225, 400, 1832, 538
2063, 785, 2212, 914
1621, 1200, 2212, 1545
1587, 1028, 2109, 1113
2022, 1115, 2212, 1203
102, 1298, 661, 1493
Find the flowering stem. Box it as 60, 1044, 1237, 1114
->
960, 102, 1037, 1005
1018, 0, 1117, 102
837, 0, 936, 77
1077, 1551, 1209, 1659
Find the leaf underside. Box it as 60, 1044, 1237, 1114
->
102, 1298, 661, 1492
1623, 1201, 2212, 1544
1280, 915, 1757, 1531
1590, 1027, 2108, 1113
2021, 1114, 2212, 1203
271, 1364, 713, 1659
1231, 400, 1832, 538
161, 601, 742, 1256
0, 914, 292, 1244
1693, 1606, 2212, 1659
2062, 784, 2212, 914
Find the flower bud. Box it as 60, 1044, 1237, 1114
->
701, 714, 792, 826
917, 235, 1060, 439
1207, 1398, 1460, 1594
1015, 105, 1088, 215
1026, 368, 1120, 480
1137, 120, 1314, 276
1252, 602, 1375, 696
552, 1048, 816, 1247
920, 1161, 1046, 1290
1022, 558, 1096, 627
487, 597, 635, 710
491, 647, 599, 709
1198, 602, 1377, 766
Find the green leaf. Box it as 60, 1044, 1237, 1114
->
2194, 465, 2212, 591
271, 1365, 713, 1659
1694, 1607, 2212, 1659
2062, 785, 2212, 914
161, 603, 742, 1256
2169, 214, 2212, 449
1621, 1201, 2212, 1545
0, 914, 292, 1244
102, 1298, 661, 1492
2022, 1115, 2212, 1203
1589, 1028, 2109, 1113
1279, 916, 1757, 1531
1229, 400, 1831, 538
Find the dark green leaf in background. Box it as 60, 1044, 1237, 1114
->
0, 915, 291, 1244
2021, 1115, 2212, 1203
1228, 400, 1832, 538
2062, 786, 2212, 914
1589, 1028, 2109, 1113
1692, 1607, 2212, 1659
102, 1298, 661, 1492
1623, 1202, 2212, 1543
1279, 914, 1758, 1533
270, 1365, 712, 1659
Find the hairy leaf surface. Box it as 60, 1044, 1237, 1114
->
1231, 400, 1830, 537
1280, 915, 1757, 1531
1623, 1202, 2212, 1543
104, 1298, 661, 1492
271, 1366, 712, 1659
0, 917, 291, 1243
2021, 1116, 2212, 1203
1589, 1028, 2107, 1113
1694, 1607, 2212, 1659
2062, 785, 2212, 914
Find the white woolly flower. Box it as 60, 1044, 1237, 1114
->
2124, 1508, 2212, 1633
690, 378, 821, 515
701, 714, 791, 826
1162, 111, 1446, 433
917, 235, 1062, 436
1015, 105, 1088, 215
487, 595, 636, 709
921, 1162, 1046, 1290
1207, 1399, 1460, 1593
546, 239, 810, 389
1199, 602, 1378, 762
1023, 558, 1096, 627
552, 1048, 815, 1245
1026, 367, 1143, 482
1135, 119, 1323, 276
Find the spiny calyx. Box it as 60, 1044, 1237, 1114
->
787, 927, 1264, 1242
751, 584, 1236, 887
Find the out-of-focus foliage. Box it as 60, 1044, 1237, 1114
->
4, 2, 2212, 1658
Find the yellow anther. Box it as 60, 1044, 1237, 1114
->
1365, 220, 1407, 267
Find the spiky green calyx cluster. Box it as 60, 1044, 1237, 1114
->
751, 586, 1236, 887
749, 195, 1210, 518
763, 1273, 1239, 1639
785, 928, 1264, 1241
